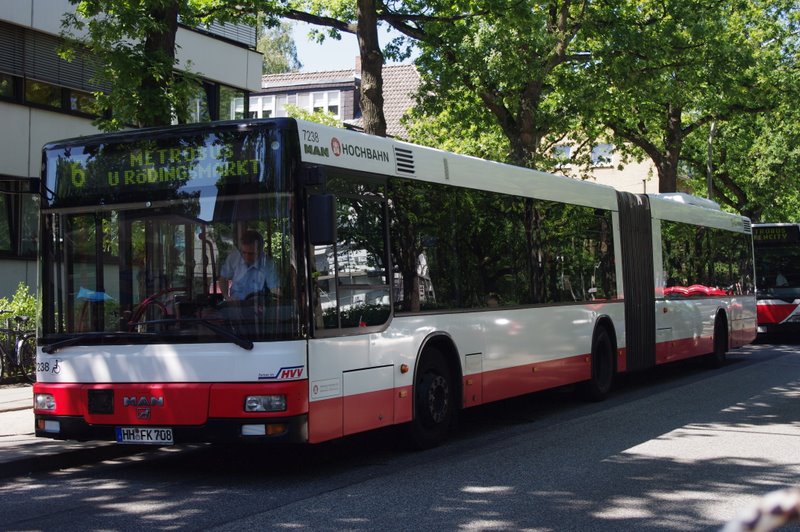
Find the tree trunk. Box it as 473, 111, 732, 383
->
357, 0, 387, 137
141, 1, 180, 127
657, 104, 684, 193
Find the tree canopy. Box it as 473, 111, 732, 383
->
59, 0, 800, 220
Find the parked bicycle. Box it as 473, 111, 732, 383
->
0, 312, 36, 383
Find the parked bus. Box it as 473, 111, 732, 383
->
753, 223, 800, 334
33, 119, 756, 448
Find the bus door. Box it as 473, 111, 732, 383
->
304, 170, 393, 443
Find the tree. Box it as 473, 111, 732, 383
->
402, 0, 597, 169
257, 20, 302, 74
60, 0, 263, 130
680, 102, 800, 221
581, 0, 798, 193
271, 1, 484, 137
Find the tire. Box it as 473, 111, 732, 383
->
407, 349, 456, 450
581, 327, 615, 402
705, 314, 728, 368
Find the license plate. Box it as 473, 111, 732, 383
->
115, 426, 174, 445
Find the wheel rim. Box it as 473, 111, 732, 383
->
426, 374, 449, 424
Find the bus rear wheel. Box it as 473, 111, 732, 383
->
407, 349, 455, 449
580, 327, 615, 402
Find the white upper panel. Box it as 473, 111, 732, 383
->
295, 120, 620, 211
648, 193, 750, 233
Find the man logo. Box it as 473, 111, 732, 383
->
137, 407, 151, 420
123, 396, 164, 407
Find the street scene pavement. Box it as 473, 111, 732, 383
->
0, 383, 142, 478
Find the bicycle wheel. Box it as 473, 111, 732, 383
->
16, 335, 36, 383
0, 348, 6, 382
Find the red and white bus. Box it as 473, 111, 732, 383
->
33, 119, 757, 448
753, 223, 800, 334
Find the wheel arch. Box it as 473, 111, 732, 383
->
414, 332, 463, 411
593, 315, 619, 370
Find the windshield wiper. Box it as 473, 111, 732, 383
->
42, 319, 254, 353
41, 331, 156, 354
129, 318, 254, 350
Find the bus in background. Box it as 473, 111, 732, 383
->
753, 223, 800, 334
32, 119, 757, 449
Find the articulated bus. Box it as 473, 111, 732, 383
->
33, 118, 756, 448
753, 223, 800, 334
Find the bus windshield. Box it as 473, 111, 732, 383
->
40, 124, 301, 345
754, 225, 800, 301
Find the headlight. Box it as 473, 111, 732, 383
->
244, 395, 286, 412
35, 393, 56, 411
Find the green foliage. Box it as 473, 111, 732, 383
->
59, 0, 272, 130
578, 0, 798, 193
0, 283, 37, 323
285, 104, 343, 128
257, 20, 302, 74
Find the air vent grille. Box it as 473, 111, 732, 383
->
742, 218, 752, 234
394, 147, 415, 175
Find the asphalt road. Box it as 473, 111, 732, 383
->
1, 342, 799, 531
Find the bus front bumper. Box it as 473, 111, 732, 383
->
34, 414, 309, 445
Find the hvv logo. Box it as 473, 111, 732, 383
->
258, 366, 305, 380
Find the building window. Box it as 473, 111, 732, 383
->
219, 85, 246, 120
0, 73, 14, 99
0, 195, 11, 253
69, 89, 96, 114
311, 91, 340, 118
0, 180, 38, 258
275, 94, 288, 117
183, 83, 212, 123
248, 95, 275, 118
591, 143, 614, 166
25, 79, 61, 108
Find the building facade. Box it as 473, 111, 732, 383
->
253, 61, 420, 138
0, 0, 262, 298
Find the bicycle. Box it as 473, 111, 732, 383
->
0, 312, 36, 383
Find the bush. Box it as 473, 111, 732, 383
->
0, 282, 36, 325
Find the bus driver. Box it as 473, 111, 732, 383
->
218, 230, 280, 301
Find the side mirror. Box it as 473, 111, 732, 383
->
308, 194, 337, 245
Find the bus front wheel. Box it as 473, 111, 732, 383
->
705, 314, 728, 368
407, 349, 455, 449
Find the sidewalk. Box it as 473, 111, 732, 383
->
0, 384, 135, 478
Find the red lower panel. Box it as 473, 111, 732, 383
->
656, 336, 713, 365
208, 381, 308, 418
33, 382, 309, 426
308, 396, 342, 443
463, 374, 483, 407
342, 388, 394, 436
616, 347, 628, 373
482, 354, 591, 404
757, 303, 798, 325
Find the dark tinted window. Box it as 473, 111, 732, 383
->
388, 178, 617, 312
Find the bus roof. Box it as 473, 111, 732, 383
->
294, 119, 620, 211
647, 192, 750, 233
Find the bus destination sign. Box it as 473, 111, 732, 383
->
47, 133, 266, 207
753, 225, 800, 243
